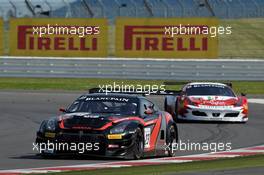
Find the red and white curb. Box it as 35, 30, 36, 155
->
0, 145, 263, 175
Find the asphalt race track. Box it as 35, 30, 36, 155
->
0, 91, 264, 170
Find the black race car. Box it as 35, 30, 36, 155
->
35, 90, 178, 159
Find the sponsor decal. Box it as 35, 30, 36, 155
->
187, 84, 225, 89
44, 132, 56, 138
9, 18, 108, 57
199, 105, 233, 109
85, 97, 130, 102
107, 134, 123, 139
82, 115, 100, 119
116, 18, 218, 58
144, 127, 151, 148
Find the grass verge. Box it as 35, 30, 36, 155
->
0, 78, 264, 94
34, 155, 264, 175
219, 18, 264, 58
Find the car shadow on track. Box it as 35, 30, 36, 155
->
176, 120, 246, 124
10, 154, 123, 161
10, 154, 170, 161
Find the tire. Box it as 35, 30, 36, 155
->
164, 98, 168, 111
165, 97, 178, 121
133, 128, 144, 159
167, 125, 178, 157
174, 100, 179, 122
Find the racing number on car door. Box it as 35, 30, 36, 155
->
144, 127, 151, 148
140, 99, 159, 149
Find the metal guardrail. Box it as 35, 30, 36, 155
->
0, 57, 264, 81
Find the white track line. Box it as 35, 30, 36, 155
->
248, 99, 264, 104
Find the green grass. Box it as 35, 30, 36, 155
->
0, 78, 163, 91
0, 78, 264, 94
34, 155, 264, 175
219, 18, 264, 58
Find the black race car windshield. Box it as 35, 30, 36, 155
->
185, 84, 235, 97
67, 96, 139, 116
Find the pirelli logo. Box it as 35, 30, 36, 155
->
16, 25, 98, 51
116, 18, 218, 58
9, 18, 108, 57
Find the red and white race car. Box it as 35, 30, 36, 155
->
165, 82, 248, 123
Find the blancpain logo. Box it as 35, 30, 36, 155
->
83, 115, 100, 119
85, 97, 129, 102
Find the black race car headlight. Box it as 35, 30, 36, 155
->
46, 119, 56, 131
110, 123, 127, 134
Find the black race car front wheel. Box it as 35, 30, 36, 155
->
167, 125, 178, 157
133, 128, 144, 159
174, 100, 179, 122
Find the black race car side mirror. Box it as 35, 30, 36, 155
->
145, 108, 153, 115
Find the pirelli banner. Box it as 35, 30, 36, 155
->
0, 19, 3, 55
9, 18, 108, 57
116, 18, 219, 58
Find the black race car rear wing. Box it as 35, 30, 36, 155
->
88, 88, 181, 96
